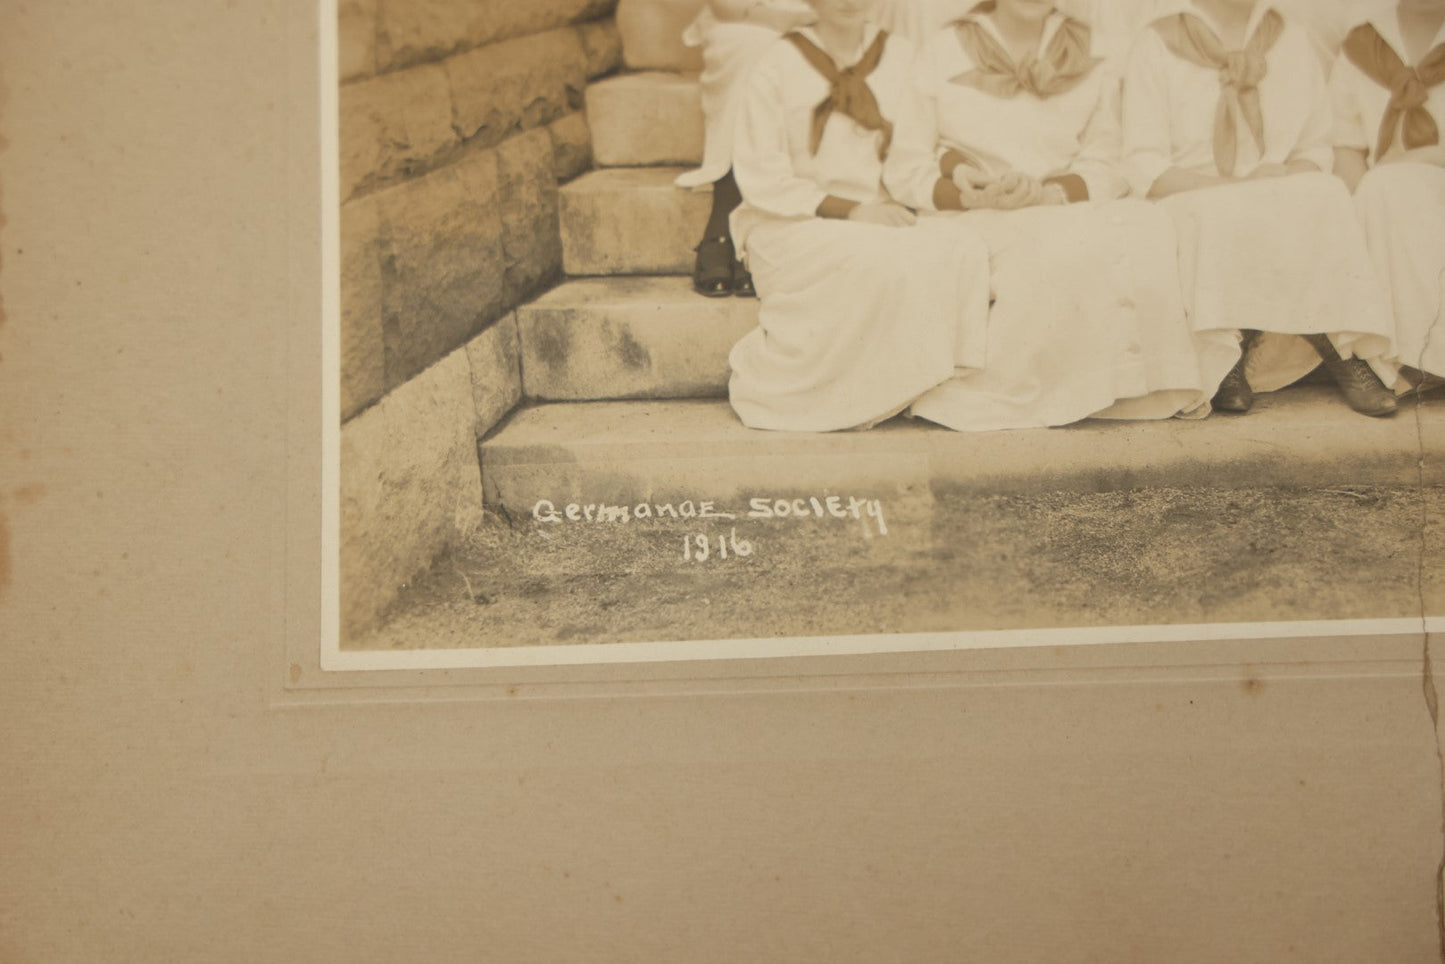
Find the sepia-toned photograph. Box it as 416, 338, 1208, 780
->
11, 0, 1445, 957
332, 0, 1445, 661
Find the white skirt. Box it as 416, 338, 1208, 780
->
909, 200, 1224, 432
729, 216, 991, 432
1354, 162, 1445, 380
1160, 172, 1398, 393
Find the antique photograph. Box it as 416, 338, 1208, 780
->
331, 0, 1445, 663
10, 0, 1445, 957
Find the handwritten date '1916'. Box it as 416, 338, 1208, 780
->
682, 528, 753, 563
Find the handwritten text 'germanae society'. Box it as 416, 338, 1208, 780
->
532, 496, 888, 535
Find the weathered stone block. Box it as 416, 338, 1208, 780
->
517, 276, 756, 400
340, 346, 484, 639
587, 71, 703, 167
337, 0, 377, 82
577, 18, 623, 78
376, 0, 617, 75
548, 112, 593, 182
445, 30, 588, 151
375, 149, 507, 391
340, 195, 386, 420
616, 0, 704, 71
339, 63, 456, 201
465, 315, 523, 436
559, 167, 709, 275
496, 129, 563, 306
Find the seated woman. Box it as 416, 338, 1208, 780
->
678, 0, 816, 297
727, 0, 993, 432
1330, 0, 1445, 389
883, 0, 1221, 431
1121, 0, 1400, 416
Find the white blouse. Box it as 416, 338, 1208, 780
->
731, 24, 931, 248
1121, 1, 1335, 194
886, 8, 1130, 209
1331, 5, 1445, 162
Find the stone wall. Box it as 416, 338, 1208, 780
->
338, 0, 621, 638
339, 0, 620, 420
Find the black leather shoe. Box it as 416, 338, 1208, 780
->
1322, 356, 1398, 417
732, 259, 755, 298
1212, 356, 1253, 413
693, 236, 734, 298
1303, 333, 1398, 417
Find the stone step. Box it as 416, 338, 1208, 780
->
559, 167, 706, 276
516, 276, 757, 400
586, 72, 704, 168
480, 388, 1445, 514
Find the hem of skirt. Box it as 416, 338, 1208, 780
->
907, 362, 1199, 433
728, 374, 954, 434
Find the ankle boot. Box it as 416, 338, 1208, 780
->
1303, 333, 1398, 417
1211, 329, 1259, 413
1212, 356, 1253, 413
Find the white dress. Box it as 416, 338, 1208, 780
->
675, 0, 815, 189
1331, 6, 1445, 378
1121, 1, 1398, 393
883, 8, 1223, 431
728, 25, 993, 432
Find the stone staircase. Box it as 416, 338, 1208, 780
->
479, 54, 1445, 515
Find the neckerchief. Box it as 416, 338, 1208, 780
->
1343, 21, 1445, 161
950, 4, 1102, 98
1153, 7, 1286, 176
785, 29, 894, 160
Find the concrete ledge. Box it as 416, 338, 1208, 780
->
517, 276, 756, 400
559, 167, 707, 275
341, 348, 486, 639
374, 149, 507, 391
341, 319, 523, 638
480, 390, 1445, 510
548, 111, 594, 183
578, 18, 624, 79
587, 72, 704, 167
338, 0, 379, 83
466, 315, 524, 436
444, 29, 587, 152
340, 26, 595, 202
340, 195, 386, 419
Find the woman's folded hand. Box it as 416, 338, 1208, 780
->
952, 165, 997, 209
985, 170, 1048, 210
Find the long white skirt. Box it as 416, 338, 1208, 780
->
1160, 172, 1398, 393
909, 200, 1223, 432
729, 216, 991, 432
1353, 162, 1445, 380
675, 15, 792, 189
